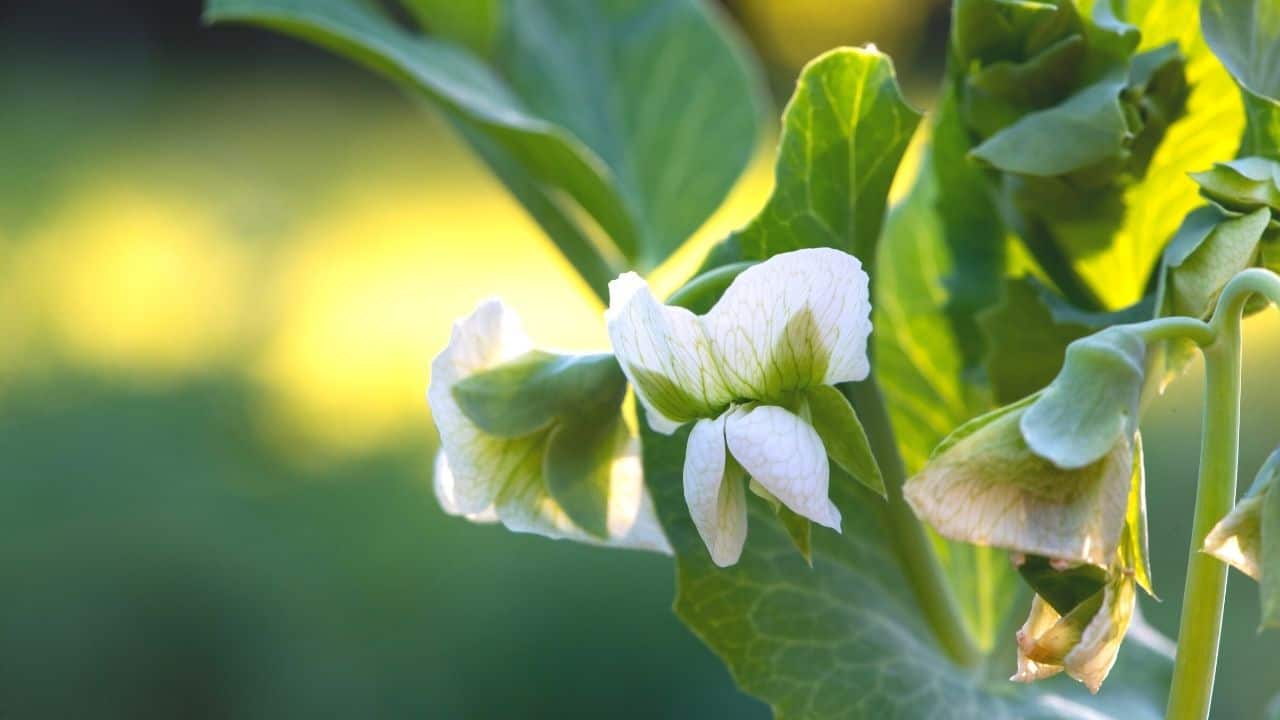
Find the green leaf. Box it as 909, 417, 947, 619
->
452, 352, 626, 438
706, 48, 922, 266
204, 0, 765, 289
1202, 0, 1280, 158
398, 0, 498, 56
1021, 326, 1146, 470
1190, 157, 1280, 214
802, 385, 885, 498
1162, 206, 1271, 318
970, 75, 1131, 177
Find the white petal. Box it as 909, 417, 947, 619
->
604, 438, 673, 553
1203, 493, 1263, 580
433, 451, 499, 523
1011, 595, 1064, 684
684, 414, 748, 566
705, 248, 871, 399
1064, 577, 1135, 693
725, 404, 841, 530
606, 273, 731, 433
427, 298, 535, 514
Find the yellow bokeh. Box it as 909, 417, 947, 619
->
13, 184, 249, 376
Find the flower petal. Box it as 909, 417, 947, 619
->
725, 404, 841, 531
1011, 595, 1064, 684
1064, 576, 1136, 693
433, 451, 499, 523
705, 248, 871, 401
1203, 493, 1264, 580
684, 414, 748, 566
428, 298, 535, 514
904, 403, 1133, 568
606, 272, 731, 434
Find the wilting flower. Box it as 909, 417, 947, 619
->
1012, 569, 1136, 694
906, 324, 1158, 692
428, 298, 670, 553
606, 248, 875, 566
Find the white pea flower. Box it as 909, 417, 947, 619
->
606, 248, 874, 566
428, 299, 670, 553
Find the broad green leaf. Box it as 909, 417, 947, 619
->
399, 0, 498, 56
802, 385, 886, 498
1202, 0, 1280, 158
452, 352, 626, 438
205, 0, 764, 292
970, 76, 1131, 176
705, 48, 922, 266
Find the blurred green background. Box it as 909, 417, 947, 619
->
1, 1, 1276, 717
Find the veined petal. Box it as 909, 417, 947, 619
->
684, 414, 748, 566
606, 272, 731, 434
1011, 595, 1065, 684
1063, 576, 1135, 694
725, 404, 841, 531
428, 298, 535, 514
904, 403, 1132, 568
705, 248, 871, 401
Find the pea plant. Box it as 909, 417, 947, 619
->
207, 0, 1280, 717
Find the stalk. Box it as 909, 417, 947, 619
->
845, 380, 982, 668
1166, 269, 1280, 719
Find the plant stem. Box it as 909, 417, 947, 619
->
845, 379, 982, 668
1165, 270, 1280, 719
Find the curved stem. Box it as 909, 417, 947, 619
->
1132, 316, 1216, 347
845, 380, 983, 668
1166, 269, 1280, 719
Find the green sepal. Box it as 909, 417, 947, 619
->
777, 505, 813, 567
1017, 555, 1108, 617
1120, 433, 1156, 597
543, 414, 625, 539
1020, 326, 1146, 469
802, 385, 886, 498
452, 351, 627, 438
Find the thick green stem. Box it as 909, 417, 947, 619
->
1166, 329, 1239, 720
1166, 270, 1280, 719
845, 379, 983, 668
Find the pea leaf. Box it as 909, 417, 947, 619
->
204, 0, 765, 294
704, 47, 922, 266
398, 0, 498, 56
1202, 0, 1280, 158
